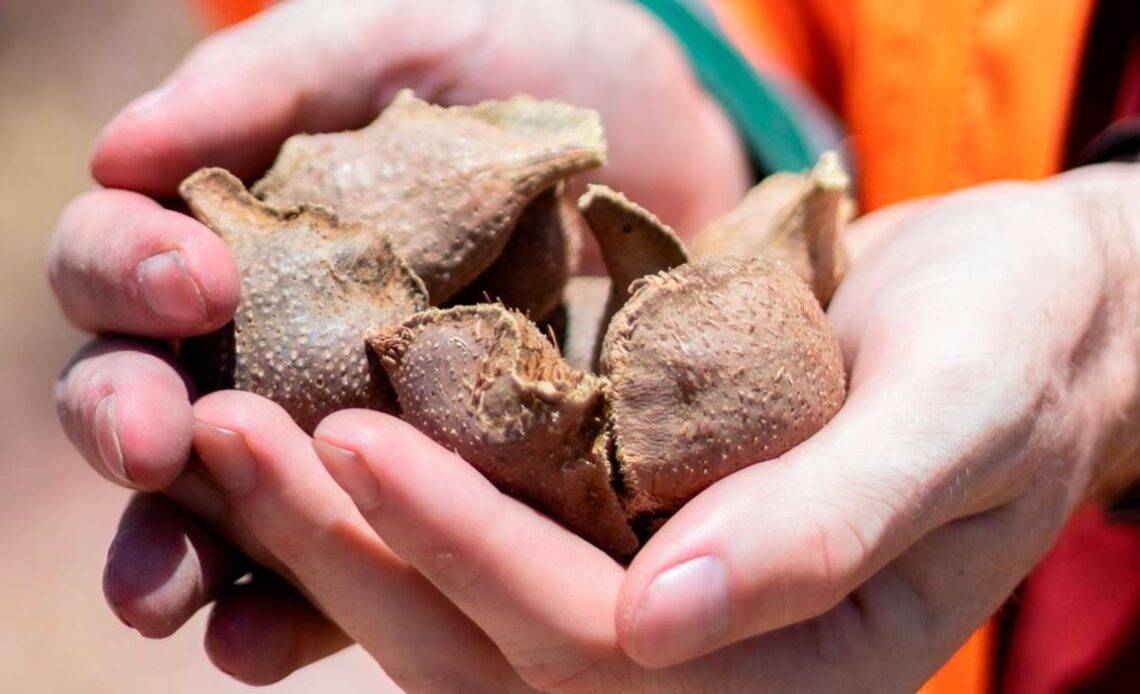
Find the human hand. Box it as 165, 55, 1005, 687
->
50, 0, 748, 682
185, 164, 1140, 690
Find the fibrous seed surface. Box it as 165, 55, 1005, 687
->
691, 151, 853, 306
600, 256, 847, 519
372, 304, 639, 558
179, 168, 428, 433
253, 90, 606, 303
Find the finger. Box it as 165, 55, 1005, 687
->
841, 196, 933, 261
192, 391, 524, 693
675, 498, 1058, 692
91, 0, 485, 194
55, 339, 194, 490
104, 493, 246, 638
615, 195, 1108, 668
106, 469, 353, 683
313, 410, 628, 692
614, 368, 1039, 669
205, 574, 352, 686
49, 189, 238, 336
818, 489, 1068, 690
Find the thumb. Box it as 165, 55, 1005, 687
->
92, 0, 485, 194
614, 357, 1033, 669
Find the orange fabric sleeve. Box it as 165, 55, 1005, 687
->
709, 0, 843, 112
189, 0, 269, 29
710, 0, 1097, 211
708, 1, 1100, 692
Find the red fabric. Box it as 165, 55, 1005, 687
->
1114, 35, 1140, 120
1002, 507, 1140, 692
999, 9, 1140, 692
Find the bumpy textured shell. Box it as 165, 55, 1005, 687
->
372, 305, 638, 559
601, 257, 847, 519
253, 90, 606, 303
579, 185, 689, 341
690, 151, 852, 306
452, 184, 583, 320
179, 168, 428, 433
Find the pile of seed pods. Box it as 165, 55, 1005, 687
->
179, 91, 850, 559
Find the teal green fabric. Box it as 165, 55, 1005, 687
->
635, 0, 814, 173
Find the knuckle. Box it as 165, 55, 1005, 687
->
418, 546, 485, 599
512, 652, 619, 694
801, 501, 875, 606
413, 501, 513, 601
391, 663, 528, 694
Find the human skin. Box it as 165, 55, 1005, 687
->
179, 165, 1140, 692
49, 0, 746, 683
48, 0, 1140, 690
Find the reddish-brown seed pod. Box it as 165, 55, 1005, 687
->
372, 304, 639, 559
452, 183, 584, 321
179, 168, 428, 433
691, 151, 853, 306
253, 90, 606, 303
601, 256, 847, 520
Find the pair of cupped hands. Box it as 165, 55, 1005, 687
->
49, 0, 1140, 691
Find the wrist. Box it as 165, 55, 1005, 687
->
1050, 164, 1140, 500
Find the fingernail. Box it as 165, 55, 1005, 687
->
630, 556, 732, 666
137, 250, 208, 325
313, 439, 382, 511
193, 422, 258, 495
94, 394, 131, 485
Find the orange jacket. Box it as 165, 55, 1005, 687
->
711, 0, 1097, 212
709, 1, 1100, 692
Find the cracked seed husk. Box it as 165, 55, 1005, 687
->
372, 304, 639, 559
253, 90, 606, 303
690, 151, 853, 306
579, 184, 689, 369
452, 183, 583, 320
600, 256, 847, 520
179, 167, 428, 433
554, 275, 612, 373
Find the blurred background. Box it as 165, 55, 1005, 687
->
0, 1, 383, 690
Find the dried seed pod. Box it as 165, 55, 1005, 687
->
691, 151, 853, 306
580, 184, 689, 316
579, 184, 689, 369
600, 256, 846, 520
451, 184, 583, 320
179, 168, 428, 433
555, 275, 612, 373
253, 90, 607, 303
372, 305, 638, 559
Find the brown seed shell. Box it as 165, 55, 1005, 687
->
179, 168, 428, 433
555, 275, 612, 374
253, 90, 606, 303
579, 184, 689, 369
690, 151, 853, 306
372, 304, 638, 559
580, 184, 689, 313
451, 184, 583, 320
601, 256, 846, 519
